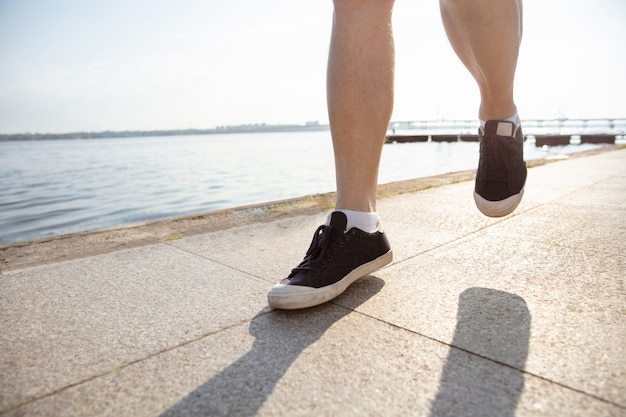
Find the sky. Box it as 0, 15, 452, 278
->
0, 0, 625, 134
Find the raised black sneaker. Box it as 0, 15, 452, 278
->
268, 211, 392, 309
474, 120, 527, 217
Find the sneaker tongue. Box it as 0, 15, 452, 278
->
329, 211, 348, 232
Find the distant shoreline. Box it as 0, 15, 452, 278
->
2, 117, 624, 142
0, 123, 330, 142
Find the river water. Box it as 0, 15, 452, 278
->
0, 131, 617, 244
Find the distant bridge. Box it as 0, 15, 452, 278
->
387, 118, 626, 146
389, 118, 626, 134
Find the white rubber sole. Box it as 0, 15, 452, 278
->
267, 250, 393, 310
474, 188, 524, 218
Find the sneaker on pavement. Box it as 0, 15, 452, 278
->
474, 120, 527, 217
268, 211, 392, 310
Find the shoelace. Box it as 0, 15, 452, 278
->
289, 224, 348, 277
480, 133, 522, 183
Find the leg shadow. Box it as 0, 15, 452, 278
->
159, 276, 385, 417
429, 287, 531, 417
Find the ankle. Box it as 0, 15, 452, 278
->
479, 99, 517, 122
334, 197, 377, 214
331, 209, 380, 233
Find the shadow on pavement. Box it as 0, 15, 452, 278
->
159, 276, 385, 417
429, 287, 531, 417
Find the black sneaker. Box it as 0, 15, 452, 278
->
268, 211, 392, 309
474, 120, 527, 217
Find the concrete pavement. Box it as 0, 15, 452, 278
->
1, 148, 625, 416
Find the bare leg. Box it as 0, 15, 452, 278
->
440, 0, 526, 218
440, 0, 523, 120
327, 0, 395, 213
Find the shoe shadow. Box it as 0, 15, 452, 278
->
429, 287, 531, 417
159, 276, 385, 417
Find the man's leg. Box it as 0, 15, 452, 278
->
328, 0, 395, 214
267, 0, 395, 309
440, 0, 522, 121
440, 0, 527, 217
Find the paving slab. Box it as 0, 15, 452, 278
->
1, 244, 269, 411
1, 148, 625, 416
337, 236, 625, 405
167, 213, 328, 284
4, 285, 622, 417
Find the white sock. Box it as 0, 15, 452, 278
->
480, 113, 520, 129
332, 209, 380, 233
